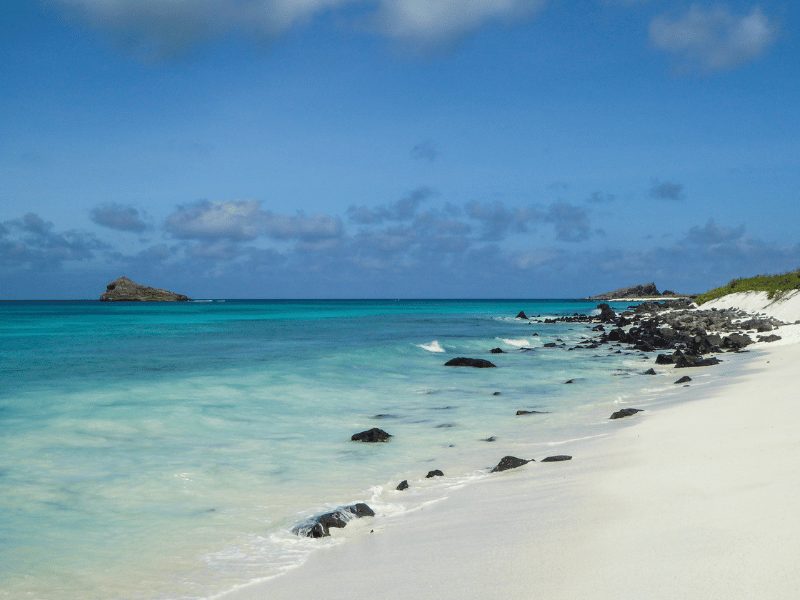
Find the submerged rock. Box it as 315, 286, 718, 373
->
444, 357, 497, 368
541, 455, 572, 462
99, 276, 189, 302
396, 480, 409, 491
292, 503, 375, 538
426, 469, 444, 478
674, 375, 692, 384
490, 456, 531, 473
610, 408, 643, 420
351, 428, 392, 442
516, 410, 546, 415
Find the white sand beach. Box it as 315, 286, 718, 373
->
702, 289, 800, 324
222, 296, 800, 600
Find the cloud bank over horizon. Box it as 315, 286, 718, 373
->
2, 193, 798, 299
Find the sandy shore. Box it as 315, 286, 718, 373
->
222, 313, 800, 600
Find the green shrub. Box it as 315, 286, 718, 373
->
695, 269, 800, 304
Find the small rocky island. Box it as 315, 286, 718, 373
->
99, 277, 190, 302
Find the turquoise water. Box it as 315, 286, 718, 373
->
1, 299, 671, 599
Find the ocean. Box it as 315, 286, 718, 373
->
0, 299, 696, 599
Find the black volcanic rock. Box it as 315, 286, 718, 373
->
610, 408, 643, 420
292, 503, 375, 538
490, 348, 505, 354
674, 354, 720, 368
426, 469, 444, 478
444, 357, 497, 368
490, 456, 532, 473
723, 333, 753, 349
351, 428, 392, 442
516, 311, 529, 319
541, 455, 572, 462
597, 303, 617, 323
757, 334, 782, 343
100, 276, 189, 302
675, 376, 692, 384
396, 480, 409, 491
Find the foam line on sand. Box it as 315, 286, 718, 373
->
221, 334, 800, 600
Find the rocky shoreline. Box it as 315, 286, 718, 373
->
290, 297, 786, 538
585, 282, 691, 302
536, 298, 783, 363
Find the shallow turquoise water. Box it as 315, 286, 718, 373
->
1, 299, 666, 599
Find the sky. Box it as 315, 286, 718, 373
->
1, 0, 798, 299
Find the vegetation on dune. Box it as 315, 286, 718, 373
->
695, 269, 800, 305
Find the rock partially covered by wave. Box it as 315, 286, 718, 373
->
292, 503, 375, 538
100, 277, 189, 302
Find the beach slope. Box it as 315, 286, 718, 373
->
225, 326, 800, 600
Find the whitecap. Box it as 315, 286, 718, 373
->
418, 341, 445, 353
499, 338, 535, 348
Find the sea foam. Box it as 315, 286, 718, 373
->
418, 340, 445, 352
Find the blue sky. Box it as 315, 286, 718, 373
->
1, 0, 798, 299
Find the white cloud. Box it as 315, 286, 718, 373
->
166, 199, 263, 239
649, 4, 778, 71
165, 199, 344, 242
372, 0, 547, 46
53, 0, 548, 57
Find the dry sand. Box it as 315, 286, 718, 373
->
702, 289, 800, 324
221, 299, 800, 600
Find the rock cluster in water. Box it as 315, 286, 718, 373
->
99, 276, 189, 302
538, 299, 783, 367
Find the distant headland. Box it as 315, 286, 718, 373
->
585, 282, 691, 301
99, 277, 190, 302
